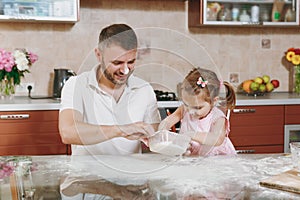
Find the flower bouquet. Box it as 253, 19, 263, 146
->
285, 48, 300, 94
0, 48, 38, 97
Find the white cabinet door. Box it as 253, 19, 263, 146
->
203, 0, 299, 27
0, 0, 79, 23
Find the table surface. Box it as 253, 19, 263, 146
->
1, 153, 300, 199
1, 92, 300, 111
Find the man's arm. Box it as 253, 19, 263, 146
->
59, 109, 157, 145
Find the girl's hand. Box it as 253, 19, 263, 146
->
158, 119, 169, 131
187, 141, 201, 155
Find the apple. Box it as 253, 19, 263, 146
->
266, 82, 274, 92
250, 82, 260, 91
271, 79, 280, 88
262, 75, 270, 83
254, 77, 263, 84
259, 84, 266, 92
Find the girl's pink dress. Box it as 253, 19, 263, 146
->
179, 107, 236, 156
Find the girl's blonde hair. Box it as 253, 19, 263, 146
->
181, 68, 236, 110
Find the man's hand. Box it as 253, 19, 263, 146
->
119, 122, 156, 140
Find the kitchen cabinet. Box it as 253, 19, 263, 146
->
284, 105, 300, 152
0, 110, 70, 155
188, 0, 299, 27
285, 105, 300, 124
230, 105, 284, 153
0, 0, 79, 23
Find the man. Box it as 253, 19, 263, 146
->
59, 24, 160, 155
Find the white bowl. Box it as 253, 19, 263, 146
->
148, 130, 191, 156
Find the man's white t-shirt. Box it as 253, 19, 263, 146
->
60, 67, 161, 155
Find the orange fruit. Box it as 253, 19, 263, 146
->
242, 80, 254, 93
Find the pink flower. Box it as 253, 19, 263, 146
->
0, 161, 14, 179
0, 48, 14, 72
28, 52, 38, 64
1, 48, 38, 87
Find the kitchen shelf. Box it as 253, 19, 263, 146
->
0, 0, 79, 23
188, 0, 299, 27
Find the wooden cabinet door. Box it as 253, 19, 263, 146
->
230, 105, 284, 153
285, 105, 300, 124
0, 110, 68, 155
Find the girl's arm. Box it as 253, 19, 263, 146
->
190, 117, 227, 146
158, 105, 184, 131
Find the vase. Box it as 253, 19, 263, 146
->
294, 65, 300, 94
0, 77, 16, 99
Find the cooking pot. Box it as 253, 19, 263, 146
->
53, 68, 76, 98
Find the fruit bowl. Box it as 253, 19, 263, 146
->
148, 130, 191, 156
240, 90, 270, 97
238, 75, 280, 96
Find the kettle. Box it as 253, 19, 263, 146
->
53, 68, 76, 98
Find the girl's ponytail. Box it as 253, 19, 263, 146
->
223, 81, 236, 110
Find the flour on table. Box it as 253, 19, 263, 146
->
150, 141, 186, 156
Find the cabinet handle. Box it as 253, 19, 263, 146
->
236, 149, 255, 154
0, 114, 30, 120
233, 108, 256, 113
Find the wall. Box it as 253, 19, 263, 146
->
0, 0, 299, 96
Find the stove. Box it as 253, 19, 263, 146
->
154, 90, 177, 101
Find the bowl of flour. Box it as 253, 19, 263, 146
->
149, 130, 191, 156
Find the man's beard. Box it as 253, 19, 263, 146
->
101, 61, 132, 86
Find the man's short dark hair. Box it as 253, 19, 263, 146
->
98, 24, 138, 51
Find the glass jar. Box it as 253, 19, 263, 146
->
293, 65, 300, 94
0, 77, 15, 99
251, 5, 260, 22
218, 5, 232, 21
239, 10, 250, 22
231, 7, 239, 21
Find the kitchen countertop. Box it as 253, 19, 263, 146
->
1, 153, 299, 199
0, 92, 300, 111
158, 92, 300, 107
0, 96, 61, 111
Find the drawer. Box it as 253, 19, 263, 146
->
285, 105, 300, 124
230, 105, 284, 126
230, 105, 284, 151
0, 121, 58, 134
0, 133, 63, 146
0, 110, 58, 123
0, 110, 67, 155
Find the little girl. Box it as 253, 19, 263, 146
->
159, 68, 237, 156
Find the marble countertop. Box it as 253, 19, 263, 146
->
158, 92, 300, 107
1, 153, 299, 199
0, 92, 300, 111
0, 96, 61, 111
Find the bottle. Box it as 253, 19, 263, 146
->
284, 7, 296, 22
261, 10, 270, 22
251, 5, 259, 23
239, 9, 250, 22
13, 3, 19, 16
232, 7, 239, 21
217, 5, 232, 21
272, 0, 285, 22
